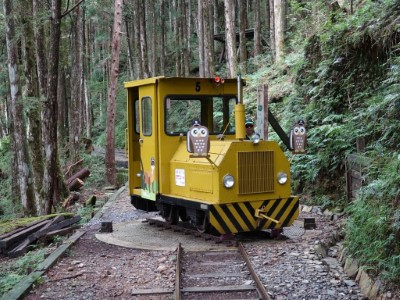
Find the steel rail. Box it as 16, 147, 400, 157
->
238, 242, 271, 300
175, 242, 182, 300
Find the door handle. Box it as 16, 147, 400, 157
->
139, 138, 144, 144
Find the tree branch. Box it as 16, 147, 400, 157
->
61, 0, 86, 19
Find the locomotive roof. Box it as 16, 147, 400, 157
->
124, 76, 243, 88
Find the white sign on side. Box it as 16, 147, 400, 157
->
175, 169, 185, 186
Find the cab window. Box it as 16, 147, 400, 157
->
165, 95, 236, 135
134, 100, 139, 134
142, 97, 152, 136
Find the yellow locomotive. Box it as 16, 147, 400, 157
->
125, 76, 299, 234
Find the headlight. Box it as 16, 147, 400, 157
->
223, 174, 235, 188
252, 135, 260, 144
277, 172, 288, 184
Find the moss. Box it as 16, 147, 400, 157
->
0, 213, 74, 236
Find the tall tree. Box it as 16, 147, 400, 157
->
148, 0, 156, 76
269, 0, 275, 59
133, 0, 144, 78
105, 0, 123, 186
70, 0, 83, 168
254, 0, 261, 57
198, 0, 205, 77
3, 0, 36, 215
203, 0, 214, 77
139, 0, 149, 78
181, 0, 190, 76
159, 0, 166, 75
21, 0, 43, 212
33, 0, 48, 215
238, 0, 247, 72
224, 0, 237, 78
274, 0, 285, 62
42, 0, 63, 214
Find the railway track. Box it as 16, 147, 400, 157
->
131, 219, 270, 299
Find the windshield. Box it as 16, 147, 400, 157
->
165, 95, 237, 135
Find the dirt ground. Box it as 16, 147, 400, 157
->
2, 186, 399, 299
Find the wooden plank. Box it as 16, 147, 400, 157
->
131, 288, 173, 295
0, 219, 48, 240
0, 220, 50, 250
43, 225, 80, 239
181, 285, 256, 293
186, 272, 246, 278
7, 216, 81, 257
199, 261, 238, 266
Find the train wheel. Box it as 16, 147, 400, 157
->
165, 206, 179, 225
196, 214, 210, 233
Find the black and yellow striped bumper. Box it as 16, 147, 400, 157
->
209, 196, 299, 234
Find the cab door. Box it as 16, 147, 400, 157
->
139, 84, 159, 201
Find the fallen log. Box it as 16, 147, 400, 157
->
67, 178, 84, 191
41, 225, 81, 242
7, 215, 81, 257
65, 168, 90, 186
0, 220, 51, 253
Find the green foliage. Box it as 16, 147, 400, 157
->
81, 153, 106, 188
77, 205, 96, 224
0, 137, 14, 217
0, 250, 46, 295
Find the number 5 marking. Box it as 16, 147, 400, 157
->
195, 82, 201, 92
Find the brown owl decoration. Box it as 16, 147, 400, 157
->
290, 120, 307, 154
187, 121, 210, 157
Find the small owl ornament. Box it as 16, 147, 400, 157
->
187, 121, 210, 157
290, 120, 307, 154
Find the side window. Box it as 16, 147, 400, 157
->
212, 97, 236, 134
142, 97, 152, 136
212, 97, 224, 132
165, 98, 201, 134
134, 99, 139, 134
227, 97, 236, 133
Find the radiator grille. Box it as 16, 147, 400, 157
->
238, 151, 274, 194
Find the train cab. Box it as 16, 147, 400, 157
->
125, 77, 299, 234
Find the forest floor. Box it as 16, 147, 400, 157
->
15, 187, 398, 300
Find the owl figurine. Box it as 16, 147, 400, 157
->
290, 120, 307, 154
187, 122, 210, 157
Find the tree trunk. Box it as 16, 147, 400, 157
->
238, 0, 247, 72
274, 0, 285, 62
57, 67, 67, 145
269, 0, 275, 59
203, 0, 211, 76
70, 0, 83, 169
160, 0, 166, 75
149, 0, 156, 76
254, 0, 261, 57
139, 0, 149, 78
105, 0, 123, 186
3, 0, 36, 216
125, 18, 135, 78
43, 0, 63, 214
21, 0, 42, 214
181, 0, 190, 76
133, 0, 144, 78
198, 0, 205, 77
173, 0, 181, 76
224, 0, 237, 78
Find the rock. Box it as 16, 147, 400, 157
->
314, 242, 327, 258
357, 268, 374, 297
344, 257, 359, 278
